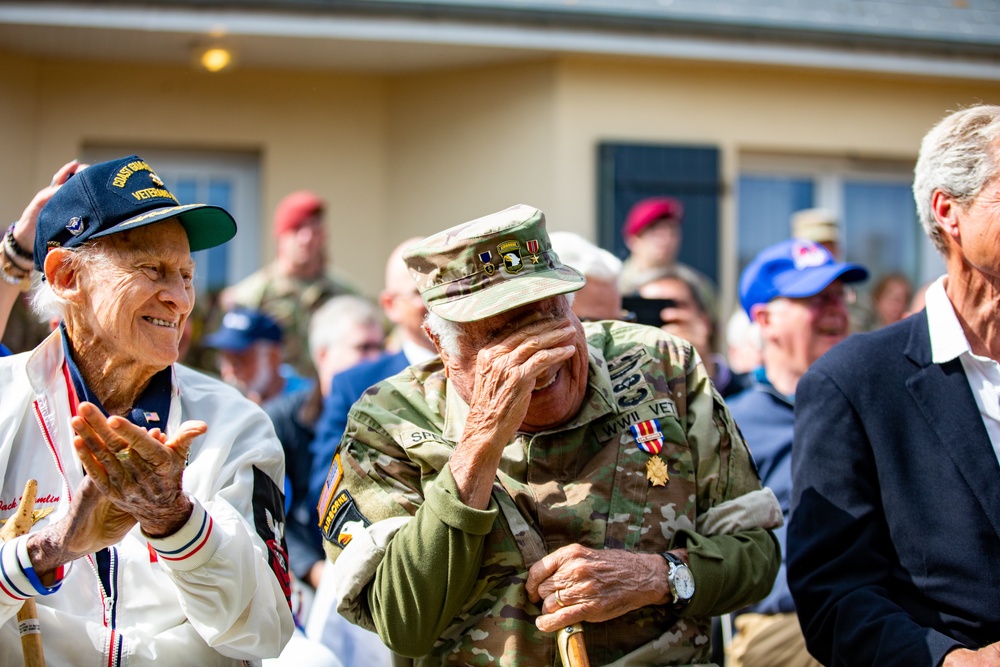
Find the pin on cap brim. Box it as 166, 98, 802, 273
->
89, 204, 237, 252
430, 264, 585, 323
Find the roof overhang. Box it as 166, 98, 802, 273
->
0, 2, 998, 80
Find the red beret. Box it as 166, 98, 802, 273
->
274, 190, 324, 237
622, 197, 684, 239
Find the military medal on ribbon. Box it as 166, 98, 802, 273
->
526, 238, 541, 264
630, 418, 670, 486
479, 250, 496, 276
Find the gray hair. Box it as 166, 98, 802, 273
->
913, 105, 1000, 254
308, 295, 383, 358
424, 310, 462, 358
30, 242, 118, 322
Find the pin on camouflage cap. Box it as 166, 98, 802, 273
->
402, 204, 585, 322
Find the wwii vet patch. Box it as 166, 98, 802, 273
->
66, 216, 84, 236
320, 489, 370, 549
498, 240, 523, 274
630, 419, 664, 455
316, 453, 343, 519
251, 466, 291, 606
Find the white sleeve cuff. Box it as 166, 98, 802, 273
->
0, 536, 69, 601
146, 498, 222, 572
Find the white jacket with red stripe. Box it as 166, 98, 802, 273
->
0, 331, 295, 666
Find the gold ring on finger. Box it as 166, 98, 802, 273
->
115, 449, 130, 462
555, 589, 566, 607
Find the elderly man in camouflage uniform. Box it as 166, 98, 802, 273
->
317, 205, 781, 666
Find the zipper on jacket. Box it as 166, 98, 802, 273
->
33, 395, 126, 666
89, 547, 124, 666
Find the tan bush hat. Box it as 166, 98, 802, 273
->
790, 208, 841, 245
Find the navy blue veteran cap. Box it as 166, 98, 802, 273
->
740, 238, 868, 315
35, 155, 237, 271
203, 308, 283, 352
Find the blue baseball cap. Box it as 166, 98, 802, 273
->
35, 155, 237, 271
203, 308, 283, 351
740, 239, 869, 315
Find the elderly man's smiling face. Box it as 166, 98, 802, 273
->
76, 220, 195, 370
444, 296, 590, 433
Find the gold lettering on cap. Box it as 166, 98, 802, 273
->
112, 160, 153, 189
131, 188, 178, 202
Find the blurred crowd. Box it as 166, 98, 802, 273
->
5, 104, 995, 667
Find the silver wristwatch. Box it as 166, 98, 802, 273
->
661, 551, 695, 606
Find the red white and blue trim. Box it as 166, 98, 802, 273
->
0, 535, 67, 602
146, 502, 219, 571
630, 419, 665, 455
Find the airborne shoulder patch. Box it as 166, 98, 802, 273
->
320, 489, 371, 549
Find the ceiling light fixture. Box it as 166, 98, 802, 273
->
198, 46, 234, 73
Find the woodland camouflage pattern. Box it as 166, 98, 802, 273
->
320, 320, 772, 666
402, 204, 584, 322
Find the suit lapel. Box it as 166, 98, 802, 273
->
904, 312, 1000, 539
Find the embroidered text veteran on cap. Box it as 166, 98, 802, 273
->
402, 204, 585, 323
35, 155, 237, 270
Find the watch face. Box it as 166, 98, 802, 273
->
673, 565, 695, 600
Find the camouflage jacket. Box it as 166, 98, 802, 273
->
224, 263, 356, 377
319, 321, 781, 666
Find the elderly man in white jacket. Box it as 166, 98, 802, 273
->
0, 155, 294, 666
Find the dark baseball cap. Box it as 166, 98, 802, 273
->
35, 155, 237, 270
203, 308, 283, 351
739, 238, 868, 315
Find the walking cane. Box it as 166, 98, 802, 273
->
0, 480, 47, 667
557, 623, 590, 667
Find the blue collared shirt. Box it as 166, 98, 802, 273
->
60, 324, 172, 429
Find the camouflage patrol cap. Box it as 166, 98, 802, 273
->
403, 204, 585, 322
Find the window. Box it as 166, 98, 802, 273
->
738, 153, 945, 297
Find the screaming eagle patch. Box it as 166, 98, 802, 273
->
252, 466, 291, 607
320, 489, 370, 549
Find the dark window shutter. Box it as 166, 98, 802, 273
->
598, 143, 721, 284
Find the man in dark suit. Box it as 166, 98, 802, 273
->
788, 104, 1000, 667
